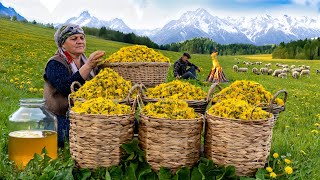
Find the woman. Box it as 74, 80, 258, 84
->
206, 48, 228, 83
43, 24, 105, 147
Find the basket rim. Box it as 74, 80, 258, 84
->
205, 111, 274, 123
140, 112, 204, 122
142, 97, 207, 103
104, 62, 170, 66
69, 110, 135, 118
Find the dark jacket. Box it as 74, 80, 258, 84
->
173, 58, 198, 77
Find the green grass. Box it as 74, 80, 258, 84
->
1, 19, 320, 179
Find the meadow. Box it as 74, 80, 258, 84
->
0, 19, 320, 179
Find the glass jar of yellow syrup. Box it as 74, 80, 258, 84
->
8, 98, 58, 168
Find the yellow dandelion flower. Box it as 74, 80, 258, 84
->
266, 167, 273, 172
285, 166, 293, 175
270, 172, 277, 178
273, 153, 279, 158
284, 159, 291, 164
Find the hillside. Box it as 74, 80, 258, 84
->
1, 19, 320, 179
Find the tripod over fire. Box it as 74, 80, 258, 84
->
206, 48, 228, 83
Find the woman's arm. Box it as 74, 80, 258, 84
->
45, 60, 85, 96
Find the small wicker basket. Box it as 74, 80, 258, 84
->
139, 83, 222, 114
104, 62, 170, 87
204, 107, 274, 176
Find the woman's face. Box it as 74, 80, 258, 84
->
62, 34, 86, 55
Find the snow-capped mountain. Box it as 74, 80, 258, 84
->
60, 9, 320, 45
149, 8, 320, 45
63, 11, 133, 33
0, 2, 25, 21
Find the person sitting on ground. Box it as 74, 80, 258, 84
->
173, 52, 200, 80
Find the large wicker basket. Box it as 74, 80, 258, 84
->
204, 112, 274, 176
139, 83, 222, 114
139, 113, 203, 172
68, 99, 135, 169
104, 62, 170, 87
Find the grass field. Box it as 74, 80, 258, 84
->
0, 19, 320, 179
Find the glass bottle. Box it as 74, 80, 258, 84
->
8, 98, 58, 168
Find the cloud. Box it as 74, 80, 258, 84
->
292, 0, 320, 11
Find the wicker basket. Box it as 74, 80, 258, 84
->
138, 113, 204, 172
204, 112, 274, 176
68, 98, 136, 169
139, 83, 222, 114
104, 62, 170, 87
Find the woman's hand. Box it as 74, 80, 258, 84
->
87, 50, 105, 68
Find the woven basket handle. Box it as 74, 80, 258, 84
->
131, 96, 137, 112
139, 83, 148, 98
70, 81, 82, 93
68, 94, 73, 108
136, 94, 145, 110
123, 84, 141, 104
210, 94, 227, 104
206, 83, 222, 102
270, 90, 288, 107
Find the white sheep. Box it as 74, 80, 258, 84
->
233, 65, 239, 72
278, 73, 288, 79
282, 64, 289, 68
265, 63, 272, 68
272, 69, 283, 77
282, 68, 290, 73
292, 68, 301, 73
292, 71, 299, 79
300, 69, 310, 77
317, 69, 320, 74
260, 67, 269, 74
238, 67, 248, 72
305, 66, 310, 70
252, 67, 258, 74
290, 65, 296, 69
268, 69, 273, 75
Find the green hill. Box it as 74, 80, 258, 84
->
1, 19, 320, 179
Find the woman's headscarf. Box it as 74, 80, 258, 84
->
54, 24, 95, 78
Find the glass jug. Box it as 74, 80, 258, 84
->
8, 98, 58, 167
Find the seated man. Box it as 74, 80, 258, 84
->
173, 52, 200, 80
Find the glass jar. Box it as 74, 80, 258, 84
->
8, 98, 58, 168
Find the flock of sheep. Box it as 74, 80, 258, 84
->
232, 59, 319, 79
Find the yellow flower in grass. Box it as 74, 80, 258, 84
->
270, 172, 277, 178
273, 153, 279, 158
284, 159, 291, 164
311, 130, 319, 134
285, 166, 293, 174
266, 167, 273, 172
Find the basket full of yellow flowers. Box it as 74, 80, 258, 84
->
138, 98, 204, 173
139, 80, 222, 114
205, 83, 276, 176
103, 45, 170, 87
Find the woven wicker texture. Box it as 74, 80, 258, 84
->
104, 62, 170, 87
138, 113, 203, 172
69, 111, 135, 169
262, 89, 288, 122
139, 83, 222, 114
204, 113, 274, 176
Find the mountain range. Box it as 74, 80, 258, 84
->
0, 2, 25, 21
1, 3, 319, 46
63, 8, 320, 45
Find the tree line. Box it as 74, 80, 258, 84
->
272, 38, 320, 60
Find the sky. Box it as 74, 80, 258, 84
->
0, 0, 319, 29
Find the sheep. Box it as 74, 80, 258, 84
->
317, 69, 320, 74
237, 67, 248, 72
276, 63, 282, 67
268, 69, 273, 75
265, 63, 272, 68
233, 65, 239, 72
245, 62, 250, 67
252, 67, 258, 74
282, 64, 289, 68
292, 71, 299, 79
255, 62, 262, 65
282, 68, 290, 73
305, 66, 310, 70
278, 73, 288, 79
290, 65, 296, 69
260, 67, 269, 74
272, 69, 283, 77
300, 69, 310, 77
292, 68, 301, 73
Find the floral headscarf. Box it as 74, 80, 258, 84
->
54, 24, 95, 78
